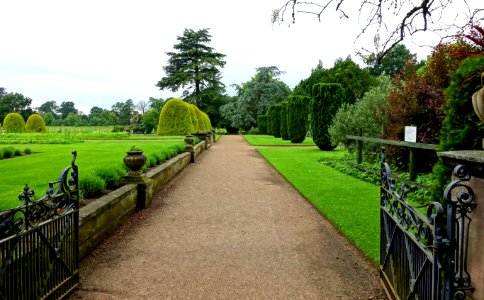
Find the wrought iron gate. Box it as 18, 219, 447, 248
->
380, 149, 476, 299
0, 151, 79, 300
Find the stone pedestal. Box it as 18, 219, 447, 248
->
439, 150, 484, 299
121, 173, 151, 209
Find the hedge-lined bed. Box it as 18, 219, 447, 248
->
0, 141, 185, 210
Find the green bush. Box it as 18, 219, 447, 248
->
431, 56, 484, 201
280, 102, 290, 140
269, 103, 283, 138
14, 149, 21, 156
156, 98, 194, 135
24, 148, 31, 154
25, 114, 47, 133
94, 166, 125, 189
257, 115, 268, 134
192, 105, 205, 132
287, 95, 310, 143
80, 174, 106, 199
3, 112, 25, 133
201, 112, 212, 131
2, 147, 14, 158
311, 83, 345, 150
188, 104, 200, 132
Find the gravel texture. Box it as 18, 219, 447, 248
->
70, 135, 385, 299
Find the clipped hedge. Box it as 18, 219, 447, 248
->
269, 103, 283, 138
287, 95, 310, 143
311, 83, 345, 150
257, 115, 268, 134
25, 114, 47, 133
201, 112, 211, 131
157, 98, 195, 135
3, 112, 25, 133
280, 102, 290, 140
188, 104, 200, 132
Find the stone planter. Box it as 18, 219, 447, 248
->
123, 150, 147, 172
184, 135, 194, 146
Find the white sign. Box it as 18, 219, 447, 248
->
404, 126, 417, 143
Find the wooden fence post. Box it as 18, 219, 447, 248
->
409, 148, 417, 181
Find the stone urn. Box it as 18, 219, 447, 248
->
184, 135, 194, 146
472, 85, 484, 122
123, 150, 147, 172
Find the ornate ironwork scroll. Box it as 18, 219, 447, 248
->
443, 165, 476, 299
380, 148, 445, 300
0, 150, 78, 240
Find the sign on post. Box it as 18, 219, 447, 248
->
404, 126, 417, 143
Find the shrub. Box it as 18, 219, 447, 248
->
14, 149, 21, 156
287, 95, 310, 143
80, 174, 106, 199
188, 104, 200, 132
311, 83, 345, 150
192, 105, 206, 132
25, 114, 47, 133
156, 98, 194, 135
431, 55, 484, 202
94, 166, 125, 189
201, 112, 211, 131
2, 146, 14, 158
280, 102, 290, 140
3, 113, 25, 133
269, 103, 283, 138
24, 148, 31, 154
257, 115, 268, 134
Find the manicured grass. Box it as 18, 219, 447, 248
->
257, 147, 380, 264
243, 134, 316, 146
0, 141, 185, 210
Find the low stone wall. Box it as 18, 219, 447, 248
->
78, 140, 208, 259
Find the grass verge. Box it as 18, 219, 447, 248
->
243, 135, 316, 146
257, 147, 380, 264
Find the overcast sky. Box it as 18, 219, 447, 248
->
0, 0, 481, 114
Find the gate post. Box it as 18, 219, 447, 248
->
439, 151, 482, 299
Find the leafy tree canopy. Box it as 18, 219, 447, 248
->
220, 66, 291, 130
0, 92, 33, 122
294, 57, 377, 104
58, 101, 78, 119
156, 28, 226, 106
38, 100, 59, 115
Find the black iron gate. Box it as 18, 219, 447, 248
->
380, 149, 476, 299
0, 151, 79, 300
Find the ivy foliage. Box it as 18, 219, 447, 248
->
310, 83, 345, 150
287, 95, 310, 143
3, 112, 25, 133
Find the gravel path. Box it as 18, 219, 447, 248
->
70, 135, 384, 299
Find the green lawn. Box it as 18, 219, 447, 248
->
243, 135, 316, 146
257, 147, 380, 264
0, 141, 185, 210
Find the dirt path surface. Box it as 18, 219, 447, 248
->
70, 135, 384, 299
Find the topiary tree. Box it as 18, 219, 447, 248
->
269, 103, 283, 137
3, 112, 25, 133
257, 115, 268, 134
267, 106, 275, 135
156, 98, 194, 135
280, 102, 290, 140
287, 95, 310, 143
188, 104, 200, 132
310, 83, 345, 150
201, 112, 212, 131
25, 113, 47, 133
